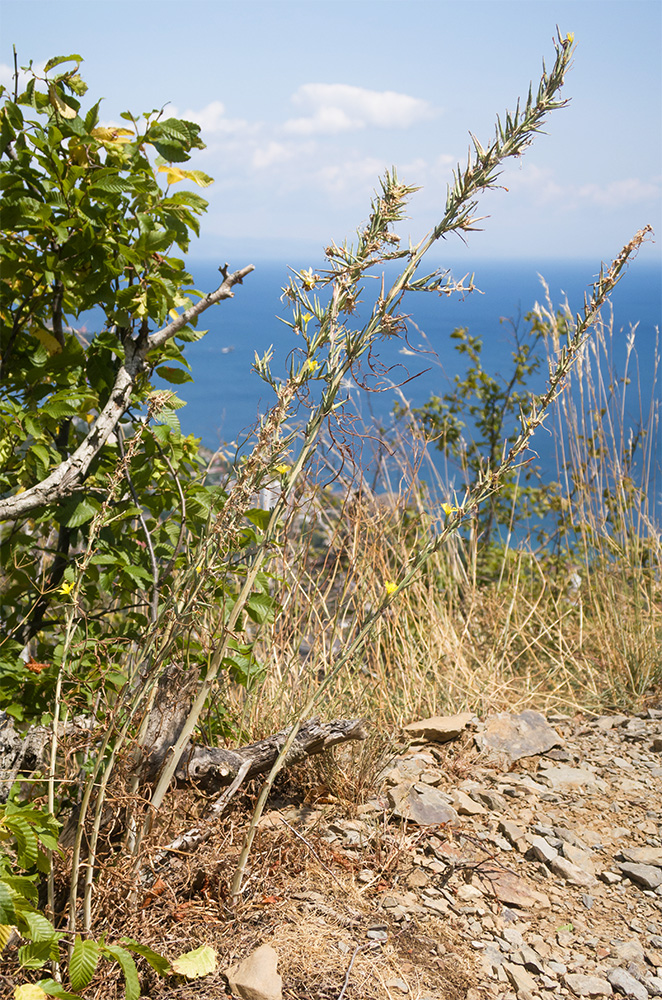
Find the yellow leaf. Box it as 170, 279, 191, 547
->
171, 944, 217, 979
48, 85, 76, 119
183, 169, 214, 188
32, 328, 62, 355
158, 165, 187, 185
14, 985, 47, 1000
91, 126, 134, 144
158, 166, 214, 187
0, 923, 15, 951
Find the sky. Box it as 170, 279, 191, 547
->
1, 0, 661, 268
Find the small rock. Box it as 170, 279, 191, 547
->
499, 819, 528, 851
388, 783, 459, 827
530, 835, 559, 864
619, 847, 662, 867
606, 967, 648, 1000
403, 712, 474, 743
480, 868, 550, 909
451, 789, 486, 815
549, 855, 598, 887
612, 940, 645, 963
503, 960, 538, 993
469, 788, 508, 812
599, 871, 623, 885
476, 709, 563, 762
224, 944, 283, 1000
618, 862, 662, 890
537, 764, 609, 794
384, 978, 409, 993
563, 972, 613, 996
562, 842, 597, 873
407, 868, 430, 889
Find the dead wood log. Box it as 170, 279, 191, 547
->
175, 716, 369, 793
0, 711, 369, 803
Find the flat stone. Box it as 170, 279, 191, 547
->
469, 787, 508, 812
403, 712, 474, 743
563, 972, 613, 996
618, 862, 662, 889
642, 974, 662, 997
619, 846, 662, 867
451, 789, 486, 815
475, 709, 563, 762
530, 835, 559, 864
599, 870, 622, 885
387, 783, 459, 826
480, 868, 550, 909
224, 944, 283, 1000
503, 960, 537, 993
595, 715, 629, 730
562, 842, 597, 873
499, 820, 528, 851
537, 764, 608, 794
548, 855, 598, 887
606, 967, 648, 1000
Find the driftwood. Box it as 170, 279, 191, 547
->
175, 716, 369, 793
0, 711, 368, 804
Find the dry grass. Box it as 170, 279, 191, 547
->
217, 305, 661, 737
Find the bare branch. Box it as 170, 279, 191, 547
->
0, 266, 254, 522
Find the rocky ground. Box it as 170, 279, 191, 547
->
10, 706, 662, 1000
219, 705, 662, 1000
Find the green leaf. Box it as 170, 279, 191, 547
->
170, 944, 217, 979
156, 365, 193, 385
246, 592, 275, 625
246, 508, 272, 531
44, 55, 83, 73
0, 881, 17, 924
58, 497, 99, 528
21, 910, 58, 946
120, 937, 170, 976
101, 943, 140, 1000
36, 979, 83, 1000
7, 816, 39, 869
69, 936, 101, 991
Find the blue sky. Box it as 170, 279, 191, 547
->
2, 0, 661, 266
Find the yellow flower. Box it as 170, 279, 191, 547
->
300, 268, 318, 290
384, 581, 398, 595
441, 503, 460, 517
307, 358, 319, 373
275, 463, 291, 475
58, 580, 74, 596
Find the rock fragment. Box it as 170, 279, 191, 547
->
617, 862, 662, 889
563, 971, 613, 996
224, 944, 283, 1000
402, 712, 473, 743
475, 709, 563, 762
606, 967, 648, 1000
387, 783, 459, 826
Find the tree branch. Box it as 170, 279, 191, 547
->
0, 265, 254, 522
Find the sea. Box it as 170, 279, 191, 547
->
157, 256, 661, 519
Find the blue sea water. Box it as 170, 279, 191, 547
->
159, 256, 661, 517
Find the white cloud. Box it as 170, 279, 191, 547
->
252, 140, 299, 170
577, 177, 661, 207
314, 156, 390, 195
171, 100, 254, 137
284, 83, 435, 135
